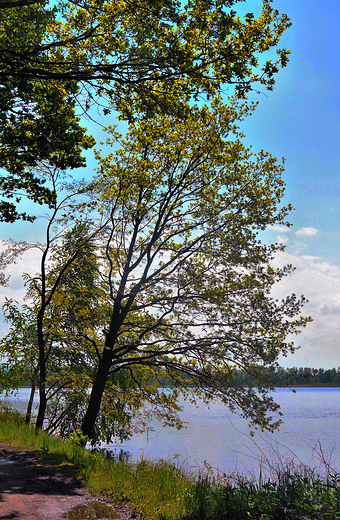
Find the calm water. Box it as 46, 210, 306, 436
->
2, 387, 340, 475
0, 388, 38, 416
108, 388, 340, 475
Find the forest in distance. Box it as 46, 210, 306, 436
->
10, 366, 340, 390
235, 366, 340, 387
124, 365, 340, 388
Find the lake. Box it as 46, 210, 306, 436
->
2, 387, 340, 476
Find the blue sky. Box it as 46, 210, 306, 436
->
1, 0, 340, 368
242, 0, 340, 263
241, 0, 340, 367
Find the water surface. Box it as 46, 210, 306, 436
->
107, 388, 340, 475
2, 387, 339, 476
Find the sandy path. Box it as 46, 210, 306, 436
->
0, 443, 141, 520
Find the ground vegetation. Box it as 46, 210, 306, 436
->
0, 408, 339, 520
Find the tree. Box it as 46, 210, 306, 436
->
0, 165, 102, 428
2, 0, 291, 100
9, 168, 162, 438
1, 187, 185, 440
32, 219, 109, 436
21, 170, 106, 430
0, 301, 39, 423
1, 98, 311, 441
77, 97, 310, 439
0, 0, 291, 221
0, 223, 104, 429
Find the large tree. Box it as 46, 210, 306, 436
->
0, 0, 291, 221
1, 181, 184, 440
78, 97, 310, 439
1, 98, 311, 441
1, 97, 310, 441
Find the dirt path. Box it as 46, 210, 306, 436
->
0, 443, 141, 520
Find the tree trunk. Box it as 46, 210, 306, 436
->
35, 317, 46, 430
81, 348, 113, 438
25, 372, 37, 425
35, 380, 46, 429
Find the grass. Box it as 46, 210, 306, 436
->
1, 403, 340, 519
177, 464, 340, 520
0, 404, 190, 519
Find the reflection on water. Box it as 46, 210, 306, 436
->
62, 502, 119, 519
107, 388, 340, 476
2, 387, 340, 476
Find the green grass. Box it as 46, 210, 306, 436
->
1, 404, 340, 519
176, 465, 340, 520
88, 456, 191, 519
0, 404, 190, 519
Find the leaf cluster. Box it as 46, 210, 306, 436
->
0, 2, 94, 222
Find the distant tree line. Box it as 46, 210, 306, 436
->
5, 365, 339, 395
130, 366, 340, 388
233, 367, 340, 387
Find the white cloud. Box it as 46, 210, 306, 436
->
271, 251, 340, 368
269, 225, 291, 233
295, 227, 318, 237
0, 242, 42, 309
276, 234, 289, 244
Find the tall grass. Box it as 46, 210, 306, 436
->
88, 456, 191, 519
0, 405, 89, 468
1, 404, 340, 519
174, 463, 340, 520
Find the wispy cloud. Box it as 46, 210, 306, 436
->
295, 227, 318, 237
276, 234, 289, 244
0, 242, 41, 308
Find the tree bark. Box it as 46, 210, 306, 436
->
35, 317, 46, 430
25, 371, 37, 425
35, 384, 46, 430
81, 348, 113, 438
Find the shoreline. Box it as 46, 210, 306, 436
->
279, 383, 340, 388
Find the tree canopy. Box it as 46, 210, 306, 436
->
0, 0, 291, 222
78, 98, 309, 438
0, 95, 311, 441
2, 0, 291, 97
